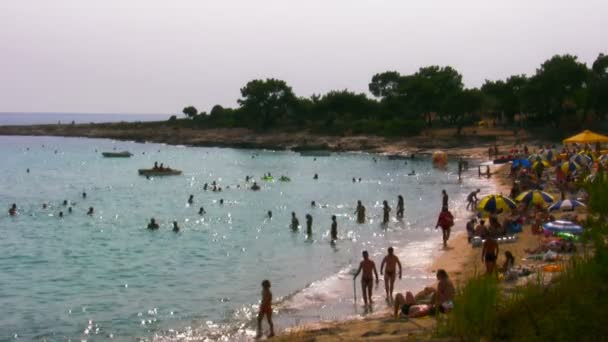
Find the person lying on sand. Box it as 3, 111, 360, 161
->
394, 269, 454, 318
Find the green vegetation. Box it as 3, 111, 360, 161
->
437, 171, 608, 341
178, 53, 607, 137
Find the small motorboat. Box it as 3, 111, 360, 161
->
102, 151, 133, 158
138, 168, 182, 176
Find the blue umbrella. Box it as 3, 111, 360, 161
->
543, 220, 583, 235
548, 200, 586, 212
512, 159, 531, 169
570, 154, 592, 166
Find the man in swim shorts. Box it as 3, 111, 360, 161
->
482, 236, 499, 274
380, 247, 402, 302
354, 250, 379, 307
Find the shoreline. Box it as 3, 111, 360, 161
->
0, 122, 528, 158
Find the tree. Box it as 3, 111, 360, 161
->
481, 75, 527, 123
238, 78, 296, 129
182, 106, 198, 119
590, 53, 608, 120
369, 71, 401, 99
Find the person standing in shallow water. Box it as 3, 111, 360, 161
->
396, 195, 404, 219
435, 206, 454, 248
172, 221, 180, 232
353, 250, 379, 307
256, 280, 275, 338
380, 247, 402, 302
290, 212, 299, 231
382, 200, 391, 224
305, 214, 313, 237
331, 215, 338, 241
354, 200, 366, 224
441, 190, 448, 209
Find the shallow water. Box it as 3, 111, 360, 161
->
0, 136, 492, 341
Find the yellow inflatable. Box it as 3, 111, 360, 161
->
432, 151, 448, 168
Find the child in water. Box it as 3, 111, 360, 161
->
257, 280, 275, 338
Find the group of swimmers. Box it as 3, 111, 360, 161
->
7, 192, 95, 219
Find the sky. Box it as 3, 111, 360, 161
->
1, 0, 606, 114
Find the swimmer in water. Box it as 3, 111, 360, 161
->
313, 173, 318, 180
267, 210, 272, 219
306, 214, 313, 236
87, 207, 94, 215
188, 194, 194, 205
354, 200, 366, 224
42, 203, 48, 209
219, 199, 224, 205
68, 207, 73, 213
147, 218, 159, 230
58, 211, 64, 218
331, 215, 338, 241
8, 203, 17, 216
396, 195, 404, 219
251, 182, 261, 191
63, 200, 68, 206
26, 168, 30, 173
203, 183, 208, 191
290, 212, 299, 231
408, 170, 416, 176
172, 221, 180, 232
382, 200, 391, 224
82, 192, 87, 199
199, 207, 206, 215
311, 201, 316, 207
352, 177, 356, 183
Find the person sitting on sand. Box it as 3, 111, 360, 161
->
8, 203, 17, 216
475, 219, 488, 239
466, 218, 477, 242
396, 195, 404, 219
353, 250, 379, 307
290, 212, 299, 231
380, 247, 402, 302
251, 182, 260, 191
354, 200, 366, 224
466, 189, 480, 210
482, 236, 499, 274
199, 207, 206, 215
87, 207, 94, 216
172, 221, 180, 232
256, 280, 275, 338
435, 206, 454, 248
394, 269, 454, 318
331, 215, 338, 241
147, 218, 159, 230
382, 200, 391, 224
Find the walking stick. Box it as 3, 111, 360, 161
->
353, 277, 357, 304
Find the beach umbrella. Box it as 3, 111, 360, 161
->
512, 158, 531, 169
570, 154, 592, 166
543, 220, 583, 235
528, 154, 543, 163
532, 160, 550, 170
515, 190, 555, 206
563, 130, 608, 144
561, 161, 581, 174
548, 199, 586, 212
541, 149, 557, 161
477, 194, 517, 214
599, 154, 608, 164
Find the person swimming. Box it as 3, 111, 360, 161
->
203, 183, 208, 191
58, 211, 64, 218
313, 173, 318, 180
290, 212, 299, 231
153, 161, 159, 170
219, 199, 224, 205
188, 194, 194, 204
68, 207, 73, 213
199, 207, 206, 215
246, 175, 250, 182
311, 201, 316, 207
172, 221, 180, 232
408, 170, 416, 176
251, 182, 261, 191
87, 207, 94, 215
82, 192, 87, 199
147, 218, 159, 230
63, 200, 68, 206
42, 203, 48, 209
8, 203, 17, 216
267, 210, 272, 219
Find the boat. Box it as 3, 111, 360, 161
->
493, 156, 514, 164
299, 151, 331, 157
138, 168, 182, 176
102, 151, 132, 158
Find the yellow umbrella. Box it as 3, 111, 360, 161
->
533, 160, 550, 170
563, 130, 608, 144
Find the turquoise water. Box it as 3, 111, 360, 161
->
0, 136, 491, 341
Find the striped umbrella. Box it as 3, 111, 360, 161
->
570, 154, 592, 166
599, 154, 608, 164
515, 190, 555, 206
543, 220, 583, 235
548, 199, 586, 212
512, 158, 531, 169
561, 161, 581, 174
477, 194, 517, 214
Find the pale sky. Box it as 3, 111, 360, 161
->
1, 0, 606, 114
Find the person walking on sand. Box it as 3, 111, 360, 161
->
482, 236, 499, 274
330, 215, 338, 241
256, 280, 275, 338
441, 190, 449, 209
382, 200, 391, 224
354, 200, 366, 224
396, 195, 404, 219
353, 251, 379, 307
435, 206, 454, 248
380, 247, 402, 302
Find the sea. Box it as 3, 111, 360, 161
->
0, 135, 494, 341
0, 113, 171, 126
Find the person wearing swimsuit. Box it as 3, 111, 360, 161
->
380, 247, 402, 302
482, 236, 499, 274
354, 251, 379, 307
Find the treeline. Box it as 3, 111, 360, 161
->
177, 53, 608, 137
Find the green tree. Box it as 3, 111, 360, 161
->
481, 75, 527, 123
182, 106, 198, 119
238, 78, 296, 129
590, 53, 608, 120
369, 71, 401, 99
